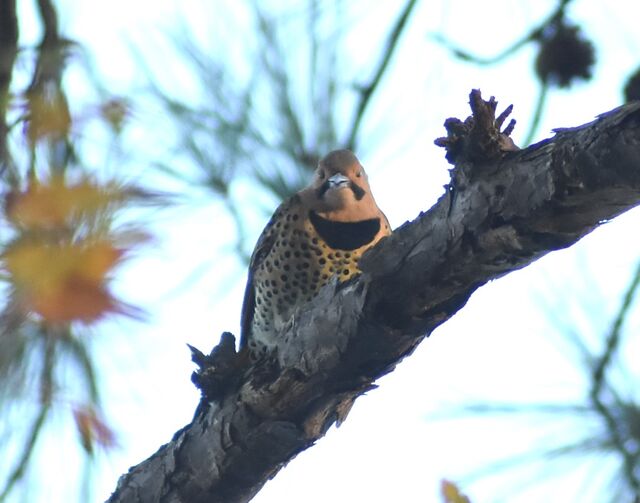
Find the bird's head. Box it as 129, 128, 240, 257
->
304, 149, 379, 221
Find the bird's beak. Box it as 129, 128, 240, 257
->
327, 173, 350, 188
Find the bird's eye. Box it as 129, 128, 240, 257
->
356, 170, 362, 178
318, 171, 325, 179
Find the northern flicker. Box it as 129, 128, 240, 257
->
240, 149, 391, 359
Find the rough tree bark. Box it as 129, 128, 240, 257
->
108, 92, 640, 503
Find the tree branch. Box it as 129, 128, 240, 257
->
108, 97, 640, 503
0, 0, 18, 179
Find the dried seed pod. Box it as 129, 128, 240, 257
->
535, 21, 595, 88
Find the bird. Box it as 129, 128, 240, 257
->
240, 149, 391, 360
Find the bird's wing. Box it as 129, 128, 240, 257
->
239, 197, 297, 349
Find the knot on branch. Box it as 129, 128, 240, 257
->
189, 332, 243, 403
435, 89, 519, 167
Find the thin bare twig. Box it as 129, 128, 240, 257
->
524, 80, 548, 145
36, 0, 59, 44
256, 11, 306, 160
431, 0, 574, 65
590, 261, 640, 495
346, 0, 419, 150
0, 335, 55, 502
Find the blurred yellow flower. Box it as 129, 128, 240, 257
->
6, 177, 122, 230
4, 239, 125, 322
